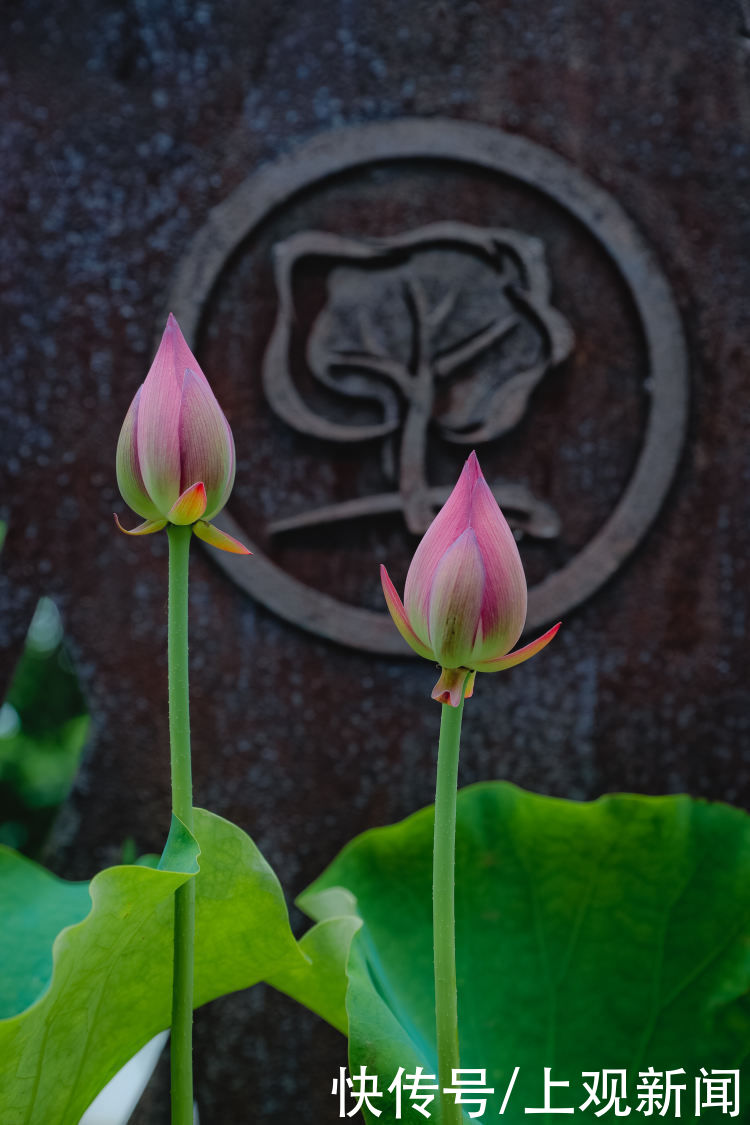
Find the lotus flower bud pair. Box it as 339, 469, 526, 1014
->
115, 314, 249, 554
381, 452, 559, 706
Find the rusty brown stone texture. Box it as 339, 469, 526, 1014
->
1, 2, 749, 1122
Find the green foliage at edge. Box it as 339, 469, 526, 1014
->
300, 782, 750, 1123
0, 808, 359, 1125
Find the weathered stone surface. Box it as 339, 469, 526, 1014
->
1, 2, 749, 1121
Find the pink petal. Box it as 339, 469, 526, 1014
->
380, 565, 434, 660
221, 414, 236, 507
136, 318, 186, 514
404, 451, 482, 638
193, 520, 251, 554
472, 622, 561, 672
431, 666, 474, 707
469, 477, 527, 662
167, 481, 208, 525
164, 313, 213, 391
114, 514, 167, 536
115, 387, 162, 521
427, 528, 485, 668
178, 369, 235, 520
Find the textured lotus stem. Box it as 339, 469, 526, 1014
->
167, 524, 195, 1125
433, 686, 467, 1125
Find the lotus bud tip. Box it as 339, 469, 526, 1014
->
115, 315, 239, 541
380, 452, 560, 701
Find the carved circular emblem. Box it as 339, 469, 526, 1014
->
168, 118, 688, 654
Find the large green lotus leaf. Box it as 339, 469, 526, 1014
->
300, 782, 750, 1123
0, 808, 356, 1125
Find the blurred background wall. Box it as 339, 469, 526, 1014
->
1, 2, 749, 1120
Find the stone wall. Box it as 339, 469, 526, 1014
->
1, 2, 748, 1120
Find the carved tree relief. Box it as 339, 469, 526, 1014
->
263, 222, 573, 535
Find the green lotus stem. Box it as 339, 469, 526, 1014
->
433, 686, 467, 1125
167, 524, 195, 1125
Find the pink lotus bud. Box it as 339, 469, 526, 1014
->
381, 452, 559, 705
115, 314, 249, 554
